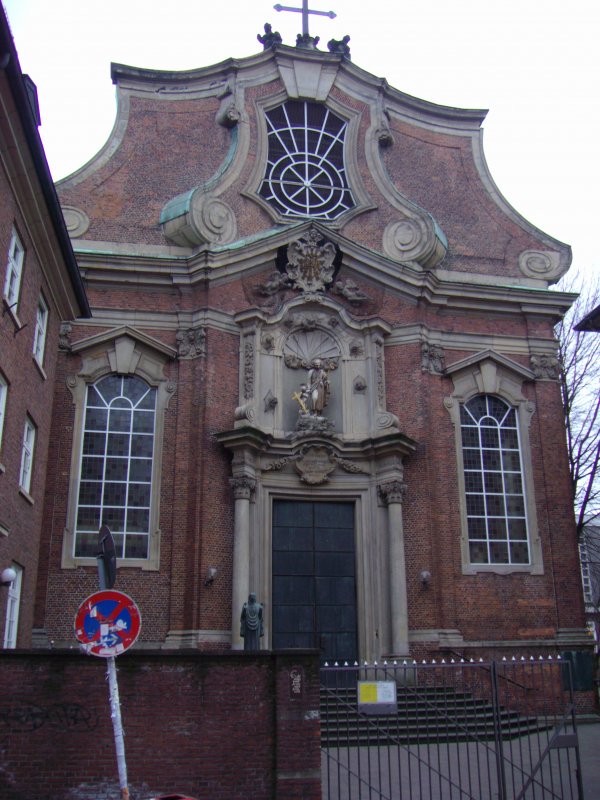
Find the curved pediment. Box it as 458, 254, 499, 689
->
58, 44, 570, 289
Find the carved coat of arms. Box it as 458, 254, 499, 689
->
285, 229, 337, 293
294, 445, 337, 485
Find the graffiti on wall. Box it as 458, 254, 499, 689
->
0, 703, 98, 732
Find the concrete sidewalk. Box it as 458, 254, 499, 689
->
577, 722, 600, 798
321, 721, 600, 798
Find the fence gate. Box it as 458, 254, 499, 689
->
321, 658, 584, 799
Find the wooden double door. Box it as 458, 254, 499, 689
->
272, 500, 357, 663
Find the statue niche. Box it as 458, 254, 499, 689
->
283, 325, 340, 434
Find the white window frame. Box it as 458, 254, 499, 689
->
445, 353, 543, 575
61, 332, 176, 572
19, 416, 36, 494
3, 564, 23, 649
74, 375, 157, 561
3, 228, 24, 310
460, 396, 530, 566
32, 294, 49, 366
0, 374, 7, 452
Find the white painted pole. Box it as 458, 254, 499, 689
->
107, 656, 129, 800
97, 538, 129, 800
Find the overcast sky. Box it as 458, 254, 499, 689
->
3, 0, 598, 281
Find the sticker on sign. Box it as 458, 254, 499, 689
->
74, 589, 142, 657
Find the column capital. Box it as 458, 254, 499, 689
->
230, 475, 256, 500
378, 480, 407, 505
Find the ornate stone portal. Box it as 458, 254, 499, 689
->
220, 230, 416, 658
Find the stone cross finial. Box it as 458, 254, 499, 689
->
274, 0, 336, 38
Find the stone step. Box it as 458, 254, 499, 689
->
320, 686, 549, 746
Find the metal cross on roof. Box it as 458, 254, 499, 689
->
274, 0, 336, 37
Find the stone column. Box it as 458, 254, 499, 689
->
379, 480, 410, 657
230, 476, 256, 650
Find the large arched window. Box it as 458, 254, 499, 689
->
460, 395, 529, 565
74, 375, 157, 559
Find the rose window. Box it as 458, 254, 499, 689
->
259, 101, 355, 220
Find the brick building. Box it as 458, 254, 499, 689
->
31, 30, 589, 663
0, 7, 89, 648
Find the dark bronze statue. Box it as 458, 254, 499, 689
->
240, 593, 264, 650
327, 35, 351, 57
258, 23, 282, 50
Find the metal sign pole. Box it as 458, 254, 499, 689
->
107, 656, 129, 800
96, 526, 129, 800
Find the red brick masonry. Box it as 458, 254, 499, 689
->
0, 650, 322, 800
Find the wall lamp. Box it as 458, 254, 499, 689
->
420, 569, 432, 589
1, 567, 17, 587
204, 566, 218, 586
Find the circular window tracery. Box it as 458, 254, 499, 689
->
259, 101, 355, 220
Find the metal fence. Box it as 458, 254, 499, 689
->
320, 657, 584, 800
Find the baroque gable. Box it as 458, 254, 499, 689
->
57, 45, 570, 286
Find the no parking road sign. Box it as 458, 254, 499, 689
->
75, 590, 141, 657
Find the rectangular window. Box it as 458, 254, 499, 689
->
3, 228, 24, 309
3, 565, 23, 649
19, 417, 36, 493
32, 295, 49, 366
0, 374, 7, 451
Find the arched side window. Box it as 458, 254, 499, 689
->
75, 375, 156, 560
460, 396, 529, 566
61, 330, 176, 572
444, 352, 542, 575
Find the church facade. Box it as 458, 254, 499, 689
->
33, 35, 589, 663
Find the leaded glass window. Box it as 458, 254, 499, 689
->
461, 396, 530, 565
75, 375, 156, 559
259, 100, 355, 220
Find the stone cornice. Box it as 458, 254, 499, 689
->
216, 427, 417, 463
70, 324, 177, 360
73, 308, 240, 337
72, 232, 576, 320
109, 48, 488, 131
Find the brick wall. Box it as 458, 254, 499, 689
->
0, 650, 321, 800
0, 176, 66, 647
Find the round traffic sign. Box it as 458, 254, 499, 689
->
74, 590, 141, 657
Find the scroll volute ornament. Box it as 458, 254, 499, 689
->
382, 217, 446, 270
161, 188, 237, 247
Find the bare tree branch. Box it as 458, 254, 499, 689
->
555, 270, 600, 538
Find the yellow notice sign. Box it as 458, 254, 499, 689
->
358, 682, 378, 703
358, 681, 397, 713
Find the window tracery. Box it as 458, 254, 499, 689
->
75, 375, 156, 560
460, 395, 529, 565
259, 100, 355, 220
